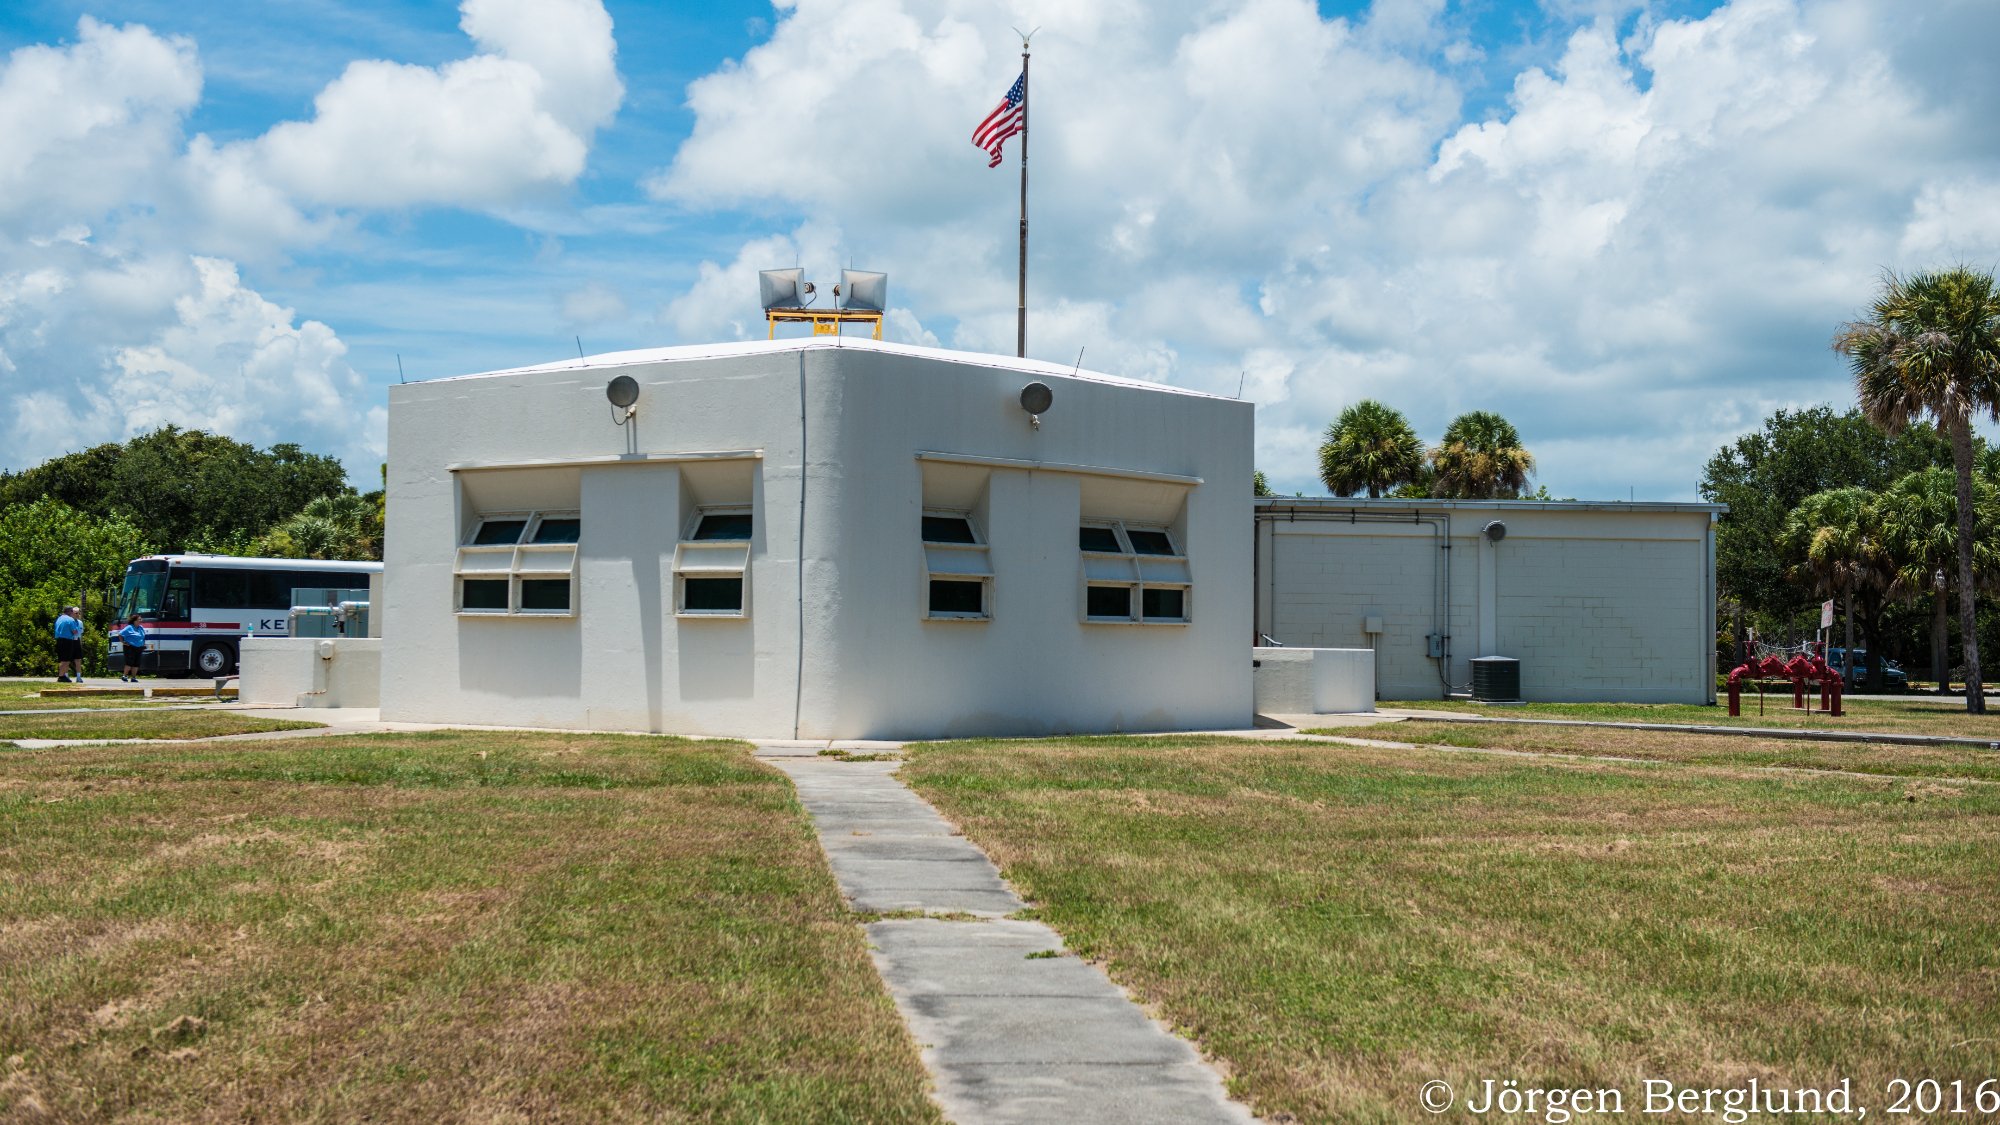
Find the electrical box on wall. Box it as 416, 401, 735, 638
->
1362, 615, 1384, 635
1426, 633, 1447, 659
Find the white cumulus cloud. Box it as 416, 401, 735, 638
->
0, 0, 624, 480
649, 0, 2000, 500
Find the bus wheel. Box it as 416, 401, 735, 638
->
195, 643, 234, 677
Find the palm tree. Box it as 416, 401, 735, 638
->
1837, 267, 2000, 712
1876, 467, 2000, 694
1779, 487, 1893, 690
1430, 411, 1536, 499
1318, 401, 1422, 498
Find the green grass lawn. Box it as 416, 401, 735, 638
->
1326, 720, 2000, 783
0, 711, 321, 743
902, 736, 2000, 1124
0, 731, 937, 1121
1382, 696, 2000, 738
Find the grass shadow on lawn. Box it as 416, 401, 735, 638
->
1327, 720, 2000, 784
0, 711, 321, 743
1382, 697, 2000, 739
0, 731, 938, 1122
902, 735, 2000, 1124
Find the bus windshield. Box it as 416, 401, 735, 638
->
118, 563, 167, 619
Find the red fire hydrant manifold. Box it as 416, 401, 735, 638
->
1725, 652, 1843, 717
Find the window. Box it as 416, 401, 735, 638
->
455, 511, 579, 616
1077, 525, 1121, 553
676, 507, 751, 617
530, 517, 580, 545
1086, 585, 1132, 618
471, 518, 527, 546
519, 579, 571, 612
1078, 521, 1189, 624
1141, 586, 1185, 621
922, 510, 991, 620
923, 515, 978, 544
691, 512, 753, 541
460, 578, 508, 612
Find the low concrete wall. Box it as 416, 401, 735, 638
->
239, 637, 382, 708
1252, 647, 1375, 715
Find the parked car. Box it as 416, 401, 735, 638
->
1825, 648, 1908, 691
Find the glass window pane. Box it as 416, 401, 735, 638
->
692, 513, 753, 541
1142, 587, 1186, 620
473, 519, 527, 546
253, 572, 287, 609
683, 577, 744, 612
1127, 529, 1176, 556
1078, 526, 1122, 553
922, 515, 978, 544
1086, 585, 1132, 619
461, 578, 508, 611
520, 578, 571, 611
531, 517, 581, 544
928, 579, 985, 616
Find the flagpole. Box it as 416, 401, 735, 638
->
1016, 34, 1030, 359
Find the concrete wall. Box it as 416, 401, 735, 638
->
381, 339, 1253, 739
1252, 647, 1374, 714
1255, 500, 1718, 704
240, 637, 382, 708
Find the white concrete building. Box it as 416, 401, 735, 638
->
380, 338, 1253, 739
1254, 497, 1722, 704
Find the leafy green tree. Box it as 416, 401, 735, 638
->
1701, 405, 1950, 654
0, 427, 350, 552
1253, 470, 1275, 498
1429, 411, 1535, 499
0, 499, 150, 675
1779, 488, 1894, 690
1874, 467, 2000, 693
1838, 266, 2000, 712
1318, 400, 1422, 498
255, 493, 381, 560
1391, 464, 1436, 499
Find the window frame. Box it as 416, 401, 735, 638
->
455, 509, 580, 618
674, 506, 752, 619
921, 508, 992, 621
1078, 520, 1190, 626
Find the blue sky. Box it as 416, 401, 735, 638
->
2, 0, 1996, 499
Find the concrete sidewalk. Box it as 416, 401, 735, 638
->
759, 748, 1254, 1125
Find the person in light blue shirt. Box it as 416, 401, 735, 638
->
52, 607, 84, 683
117, 616, 148, 683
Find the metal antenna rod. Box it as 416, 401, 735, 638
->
396, 354, 406, 385
1236, 369, 1247, 398
576, 335, 586, 361
1073, 346, 1085, 374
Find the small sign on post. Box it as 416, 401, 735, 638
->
1820, 599, 1835, 630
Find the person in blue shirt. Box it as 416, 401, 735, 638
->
52, 607, 84, 684
117, 615, 148, 683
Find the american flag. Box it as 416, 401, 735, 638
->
972, 71, 1025, 168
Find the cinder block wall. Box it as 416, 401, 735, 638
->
1256, 501, 1717, 704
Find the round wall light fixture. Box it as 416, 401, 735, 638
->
1020, 381, 1053, 428
607, 375, 640, 423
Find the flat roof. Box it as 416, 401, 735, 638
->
1255, 496, 1726, 516
427, 335, 1233, 402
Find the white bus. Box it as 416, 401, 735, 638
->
116, 554, 384, 676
